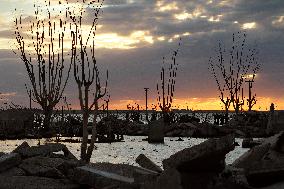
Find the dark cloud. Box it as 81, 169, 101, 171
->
0, 30, 13, 39
1, 0, 284, 109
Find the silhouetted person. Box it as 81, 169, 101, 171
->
270, 103, 275, 112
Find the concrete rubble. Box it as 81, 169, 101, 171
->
148, 119, 165, 143
230, 132, 284, 188
1, 132, 284, 188
135, 154, 163, 173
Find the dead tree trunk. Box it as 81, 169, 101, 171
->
14, 0, 71, 135
209, 31, 260, 116
247, 80, 256, 111
69, 0, 107, 163
157, 39, 181, 123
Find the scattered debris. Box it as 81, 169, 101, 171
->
1, 132, 284, 188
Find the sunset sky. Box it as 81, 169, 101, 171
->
0, 0, 284, 110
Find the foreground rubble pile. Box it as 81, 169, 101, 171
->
1, 132, 284, 189
229, 131, 284, 188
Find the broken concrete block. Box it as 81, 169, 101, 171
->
0, 176, 80, 189
12, 141, 30, 154
0, 167, 26, 177
0, 153, 21, 173
142, 168, 182, 189
19, 156, 66, 179
133, 166, 160, 186
17, 143, 66, 157
232, 143, 270, 169
72, 165, 134, 188
136, 154, 163, 173
148, 119, 164, 143
163, 134, 235, 171
246, 159, 284, 187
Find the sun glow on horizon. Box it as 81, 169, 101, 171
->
106, 97, 284, 111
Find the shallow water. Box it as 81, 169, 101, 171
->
0, 136, 248, 168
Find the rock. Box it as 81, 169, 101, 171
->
15, 143, 64, 157
0, 153, 21, 173
163, 134, 235, 171
246, 158, 284, 187
181, 171, 223, 189
16, 143, 76, 160
142, 168, 182, 189
61, 147, 78, 160
232, 132, 284, 187
12, 141, 30, 154
218, 166, 249, 187
233, 132, 284, 169
90, 162, 151, 178
148, 119, 164, 143
235, 130, 246, 137
71, 165, 135, 188
197, 125, 219, 137
242, 138, 262, 148
0, 167, 25, 176
135, 154, 163, 173
233, 143, 270, 169
86, 163, 159, 188
210, 180, 251, 189
259, 181, 284, 189
270, 131, 284, 153
88, 162, 159, 187
162, 134, 235, 189
0, 176, 80, 189
19, 156, 66, 179
133, 166, 160, 186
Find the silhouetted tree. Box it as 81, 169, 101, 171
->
68, 0, 107, 162
209, 32, 259, 115
14, 0, 71, 134
245, 59, 260, 111
127, 103, 141, 123
157, 39, 181, 121
103, 94, 110, 117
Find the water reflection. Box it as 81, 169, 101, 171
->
0, 136, 248, 168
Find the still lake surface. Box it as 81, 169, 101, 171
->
0, 136, 248, 168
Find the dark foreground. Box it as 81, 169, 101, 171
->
0, 132, 284, 189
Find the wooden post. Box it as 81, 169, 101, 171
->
106, 99, 109, 117
144, 88, 149, 123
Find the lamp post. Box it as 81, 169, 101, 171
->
245, 74, 256, 111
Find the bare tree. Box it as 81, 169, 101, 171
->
246, 82, 255, 111
68, 0, 107, 162
157, 39, 181, 121
209, 45, 231, 121
245, 49, 260, 111
209, 32, 259, 115
14, 0, 71, 134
